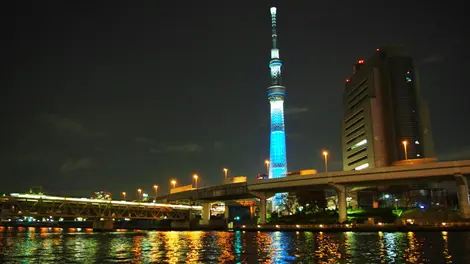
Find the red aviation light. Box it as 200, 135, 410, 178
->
345, 78, 350, 83
376, 48, 380, 52
358, 59, 364, 64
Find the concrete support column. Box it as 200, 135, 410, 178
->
260, 198, 267, 224
224, 204, 229, 219
455, 174, 470, 219
330, 183, 347, 223
201, 202, 211, 225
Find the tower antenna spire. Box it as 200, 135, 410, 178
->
270, 7, 278, 50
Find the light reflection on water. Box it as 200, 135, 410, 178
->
1, 228, 470, 263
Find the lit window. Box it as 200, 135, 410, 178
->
351, 139, 367, 150
354, 163, 369, 171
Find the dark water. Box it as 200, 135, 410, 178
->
1, 227, 469, 263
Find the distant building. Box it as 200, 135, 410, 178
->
341, 46, 435, 171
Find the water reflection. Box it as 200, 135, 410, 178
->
442, 231, 452, 263
1, 228, 470, 263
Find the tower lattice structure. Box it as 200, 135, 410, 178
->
267, 7, 287, 211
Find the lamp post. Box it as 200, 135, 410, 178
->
193, 174, 199, 189
137, 188, 142, 201
402, 140, 408, 160
122, 192, 126, 200
153, 185, 158, 198
171, 180, 177, 189
265, 160, 270, 176
223, 168, 228, 181
322, 150, 329, 172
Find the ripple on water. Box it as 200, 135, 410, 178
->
1, 228, 470, 263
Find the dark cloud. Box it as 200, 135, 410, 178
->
437, 148, 470, 161
133, 137, 154, 143
286, 133, 302, 139
60, 157, 93, 173
166, 143, 203, 153
43, 114, 104, 137
213, 141, 224, 150
285, 107, 309, 115
422, 54, 445, 64
150, 143, 203, 154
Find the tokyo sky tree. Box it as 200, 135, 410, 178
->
267, 7, 287, 210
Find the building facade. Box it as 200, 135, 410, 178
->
341, 46, 435, 171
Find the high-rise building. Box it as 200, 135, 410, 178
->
341, 46, 435, 171
267, 7, 287, 209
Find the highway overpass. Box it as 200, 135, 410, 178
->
163, 160, 470, 224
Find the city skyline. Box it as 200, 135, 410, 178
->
6, 1, 470, 197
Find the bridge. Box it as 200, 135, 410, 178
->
162, 160, 470, 224
0, 193, 202, 230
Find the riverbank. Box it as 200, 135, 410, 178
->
3, 221, 470, 232
234, 222, 470, 232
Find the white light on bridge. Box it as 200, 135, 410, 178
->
9, 193, 202, 210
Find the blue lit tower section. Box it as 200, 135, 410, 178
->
267, 7, 287, 210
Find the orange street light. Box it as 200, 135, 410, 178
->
265, 160, 270, 175
153, 185, 159, 197
137, 188, 142, 201
223, 168, 228, 180
171, 180, 177, 189
193, 174, 199, 189
402, 140, 408, 160
122, 192, 126, 200
322, 150, 329, 172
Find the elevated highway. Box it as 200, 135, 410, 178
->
163, 160, 470, 224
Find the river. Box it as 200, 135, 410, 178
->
1, 226, 469, 263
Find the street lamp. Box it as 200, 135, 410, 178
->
122, 192, 126, 200
137, 188, 142, 201
223, 168, 228, 180
193, 174, 199, 189
153, 185, 158, 198
402, 140, 408, 160
265, 160, 270, 175
322, 150, 329, 172
171, 180, 177, 189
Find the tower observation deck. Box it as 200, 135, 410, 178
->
267, 7, 287, 211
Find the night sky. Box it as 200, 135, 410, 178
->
6, 1, 469, 198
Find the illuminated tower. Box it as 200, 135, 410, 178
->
267, 7, 287, 209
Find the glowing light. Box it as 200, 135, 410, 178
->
358, 59, 364, 64
8, 193, 202, 210
354, 163, 369, 170
346, 78, 350, 83
271, 49, 279, 59
270, 7, 277, 15
376, 48, 380, 52
351, 139, 367, 149
268, 6, 287, 211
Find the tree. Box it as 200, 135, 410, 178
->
281, 193, 299, 215
295, 190, 327, 214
